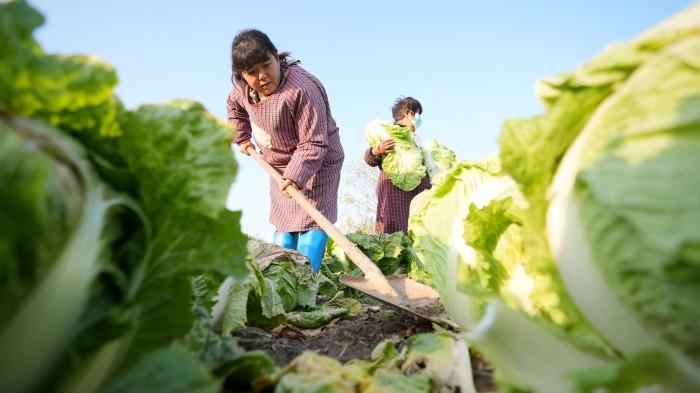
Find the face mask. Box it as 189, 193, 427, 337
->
412, 113, 422, 129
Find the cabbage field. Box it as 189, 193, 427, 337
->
2, 0, 699, 392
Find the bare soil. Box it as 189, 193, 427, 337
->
233, 304, 496, 392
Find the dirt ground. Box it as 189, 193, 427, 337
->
234, 304, 496, 392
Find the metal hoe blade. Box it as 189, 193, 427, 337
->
340, 274, 451, 324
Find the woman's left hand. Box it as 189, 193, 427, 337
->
279, 178, 299, 198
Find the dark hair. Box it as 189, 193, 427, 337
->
391, 96, 422, 122
231, 29, 289, 83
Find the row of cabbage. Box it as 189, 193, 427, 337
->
402, 3, 700, 392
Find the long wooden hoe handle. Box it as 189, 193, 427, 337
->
247, 147, 396, 297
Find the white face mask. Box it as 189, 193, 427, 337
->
412, 113, 423, 129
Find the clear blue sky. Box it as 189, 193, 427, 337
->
32, 0, 692, 240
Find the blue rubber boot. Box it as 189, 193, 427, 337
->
272, 231, 298, 250
297, 229, 328, 272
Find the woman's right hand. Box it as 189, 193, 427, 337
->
372, 139, 395, 156
239, 141, 256, 156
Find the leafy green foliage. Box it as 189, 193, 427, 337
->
0, 2, 248, 392
213, 243, 357, 333
101, 346, 219, 393
365, 119, 427, 191
327, 231, 423, 278
286, 306, 350, 329
257, 331, 477, 393
409, 3, 700, 392
0, 0, 121, 138
420, 139, 456, 186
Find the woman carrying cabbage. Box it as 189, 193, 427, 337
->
364, 96, 430, 234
